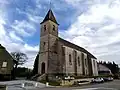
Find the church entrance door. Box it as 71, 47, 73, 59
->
41, 62, 45, 74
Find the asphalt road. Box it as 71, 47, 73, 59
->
1, 80, 120, 90
0, 80, 46, 90
36, 80, 120, 90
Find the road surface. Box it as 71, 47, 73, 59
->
0, 80, 120, 90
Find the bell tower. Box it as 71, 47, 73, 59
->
38, 9, 59, 75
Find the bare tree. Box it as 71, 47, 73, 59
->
11, 52, 28, 69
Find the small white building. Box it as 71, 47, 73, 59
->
98, 64, 112, 75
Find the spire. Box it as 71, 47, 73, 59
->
40, 9, 59, 25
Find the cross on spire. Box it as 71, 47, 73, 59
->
40, 0, 59, 25
49, 0, 52, 9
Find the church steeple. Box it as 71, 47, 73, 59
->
40, 9, 59, 25
39, 9, 59, 75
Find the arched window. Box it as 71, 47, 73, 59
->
53, 25, 55, 31
44, 25, 46, 31
78, 56, 80, 66
69, 54, 72, 65
85, 59, 87, 66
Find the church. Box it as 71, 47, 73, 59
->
38, 9, 98, 79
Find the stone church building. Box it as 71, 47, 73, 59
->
38, 9, 98, 78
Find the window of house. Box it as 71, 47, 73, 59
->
44, 25, 46, 31
53, 25, 55, 31
2, 62, 7, 68
69, 54, 72, 65
78, 56, 80, 66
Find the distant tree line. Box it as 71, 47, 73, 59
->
98, 61, 119, 75
15, 67, 32, 79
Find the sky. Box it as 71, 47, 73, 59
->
0, 0, 120, 69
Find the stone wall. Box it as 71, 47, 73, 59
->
62, 45, 90, 76
91, 58, 98, 76
64, 46, 75, 75
39, 20, 59, 75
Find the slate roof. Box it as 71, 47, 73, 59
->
0, 44, 17, 63
59, 37, 97, 59
40, 9, 59, 25
0, 44, 5, 49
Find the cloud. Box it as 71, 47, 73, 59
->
64, 0, 83, 6
0, 18, 39, 69
16, 8, 43, 23
60, 0, 120, 65
0, 19, 6, 37
64, 0, 96, 8
0, 11, 10, 45
0, 2, 39, 69
27, 14, 43, 23
0, 0, 10, 6
7, 43, 39, 69
9, 31, 23, 42
16, 44, 39, 68
11, 20, 36, 37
